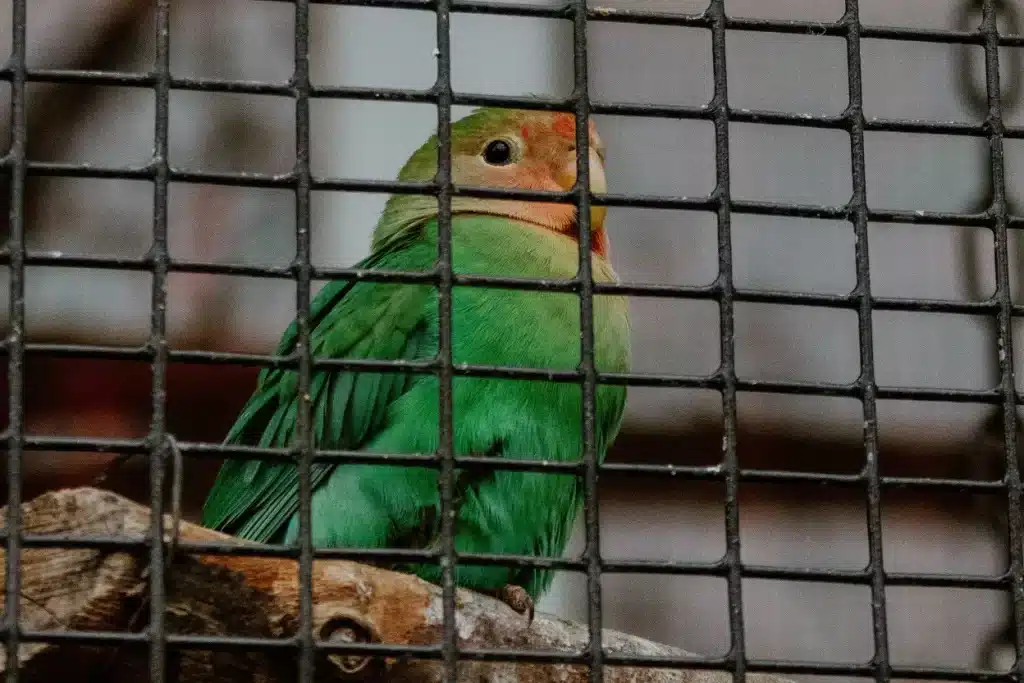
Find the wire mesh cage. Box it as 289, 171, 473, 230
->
3, 0, 1024, 682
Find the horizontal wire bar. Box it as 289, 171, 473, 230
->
4, 627, 1019, 681
7, 157, 1024, 233
7, 623, 1007, 683
244, 0, 1024, 50
4, 434, 1012, 491
5, 249, 1024, 319
1, 342, 1019, 406
4, 159, 1021, 231
0, 529, 1012, 590
5, 247, 1017, 308
1, 343, 1018, 403
4, 63, 1024, 141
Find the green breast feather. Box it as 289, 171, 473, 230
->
202, 215, 631, 598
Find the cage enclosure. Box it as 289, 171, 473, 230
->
0, 0, 1023, 682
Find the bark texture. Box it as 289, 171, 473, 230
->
0, 487, 790, 683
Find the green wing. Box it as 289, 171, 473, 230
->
201, 228, 434, 542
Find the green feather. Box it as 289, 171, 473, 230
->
203, 213, 630, 596
201, 228, 429, 539
327, 373, 355, 447
203, 108, 631, 598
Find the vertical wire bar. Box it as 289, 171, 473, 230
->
3, 2, 26, 682
570, 3, 602, 683
979, 0, 1024, 670
433, 0, 457, 680
843, 2, 890, 679
292, 1, 316, 682
706, 2, 745, 681
148, 2, 172, 683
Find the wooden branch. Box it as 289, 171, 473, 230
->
0, 487, 791, 683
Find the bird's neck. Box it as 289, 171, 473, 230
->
375, 196, 610, 259
409, 214, 619, 284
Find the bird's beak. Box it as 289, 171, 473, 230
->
555, 147, 607, 230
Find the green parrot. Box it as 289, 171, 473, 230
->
201, 107, 631, 618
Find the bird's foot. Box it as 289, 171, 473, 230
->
495, 584, 534, 626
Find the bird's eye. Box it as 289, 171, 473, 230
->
482, 139, 514, 166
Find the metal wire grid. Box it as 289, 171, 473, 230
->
1, 0, 1022, 681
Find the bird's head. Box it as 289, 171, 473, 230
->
377, 107, 610, 258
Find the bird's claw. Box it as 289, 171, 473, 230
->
496, 584, 534, 626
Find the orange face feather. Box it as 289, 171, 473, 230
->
552, 114, 575, 139
382, 109, 613, 259
450, 110, 610, 258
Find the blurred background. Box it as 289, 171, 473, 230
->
0, 0, 1022, 679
